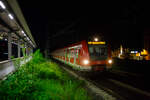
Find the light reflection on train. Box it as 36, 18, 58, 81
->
51, 40, 112, 72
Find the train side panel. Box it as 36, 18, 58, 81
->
51, 40, 92, 71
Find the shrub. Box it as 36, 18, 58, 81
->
0, 50, 91, 100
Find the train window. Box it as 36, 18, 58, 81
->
89, 46, 107, 55
100, 47, 107, 56
88, 45, 107, 60
89, 47, 93, 53
95, 47, 100, 53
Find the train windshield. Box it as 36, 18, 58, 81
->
88, 45, 107, 60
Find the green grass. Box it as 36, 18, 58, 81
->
0, 50, 91, 100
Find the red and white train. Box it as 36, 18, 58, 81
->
51, 40, 112, 72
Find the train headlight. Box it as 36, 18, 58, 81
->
83, 59, 89, 65
108, 59, 112, 64
94, 38, 98, 42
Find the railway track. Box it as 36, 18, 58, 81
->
88, 76, 150, 100
107, 70, 150, 93
53, 59, 150, 100
83, 70, 150, 100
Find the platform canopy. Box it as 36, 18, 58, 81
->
0, 0, 36, 48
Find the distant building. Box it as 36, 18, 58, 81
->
112, 45, 144, 60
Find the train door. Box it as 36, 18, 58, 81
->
65, 49, 67, 62
73, 48, 80, 65
73, 48, 76, 64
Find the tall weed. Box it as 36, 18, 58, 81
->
0, 50, 91, 100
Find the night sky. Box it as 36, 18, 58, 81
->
17, 1, 150, 52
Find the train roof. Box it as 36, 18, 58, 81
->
51, 40, 107, 53
51, 40, 86, 52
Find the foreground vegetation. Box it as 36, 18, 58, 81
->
0, 50, 91, 100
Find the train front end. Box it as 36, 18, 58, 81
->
87, 41, 112, 71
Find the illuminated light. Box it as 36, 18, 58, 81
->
27, 37, 30, 41
94, 38, 98, 42
0, 1, 6, 9
88, 41, 105, 44
141, 49, 148, 55
108, 59, 112, 64
21, 30, 24, 33
136, 53, 140, 57
21, 30, 26, 37
131, 51, 138, 54
24, 33, 26, 37
120, 45, 123, 54
4, 38, 7, 41
8, 14, 14, 20
83, 59, 89, 65
118, 54, 121, 58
